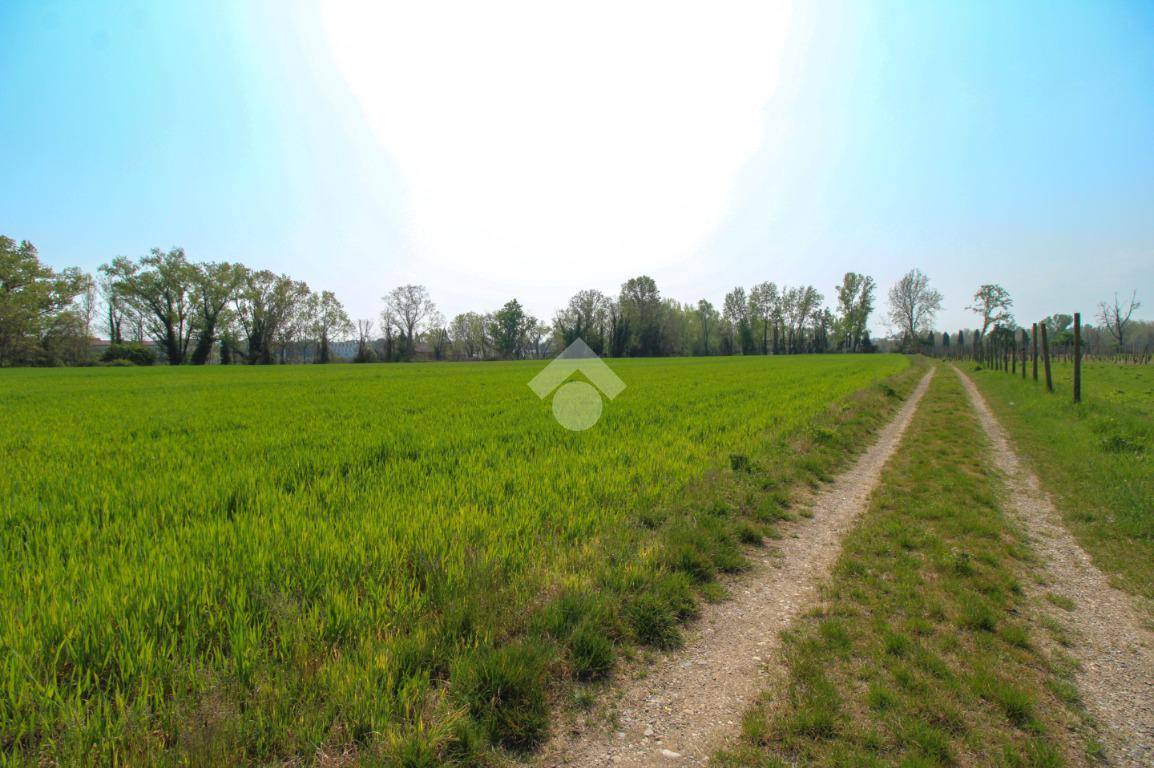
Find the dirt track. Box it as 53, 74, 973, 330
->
527, 369, 935, 767
956, 367, 1154, 767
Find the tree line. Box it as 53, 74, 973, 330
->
4, 233, 1143, 367
0, 235, 888, 366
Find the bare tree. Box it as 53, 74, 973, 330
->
1097, 290, 1142, 351
968, 284, 1014, 338
354, 319, 376, 362
382, 284, 436, 360
887, 269, 943, 348
75, 273, 98, 340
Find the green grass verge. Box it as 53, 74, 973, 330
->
716, 367, 1091, 768
969, 361, 1154, 605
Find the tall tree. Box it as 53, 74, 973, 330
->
748, 281, 778, 354
696, 299, 718, 355
101, 248, 197, 364
488, 299, 529, 359
1097, 290, 1142, 351
526, 319, 550, 359
607, 300, 629, 358
382, 284, 436, 360
424, 312, 452, 360
354, 319, 376, 362
0, 237, 88, 365
189, 262, 245, 364
968, 284, 1014, 338
619, 276, 663, 356
554, 289, 610, 353
450, 311, 487, 360
722, 286, 753, 355
887, 269, 943, 348
834, 272, 876, 352
233, 269, 310, 364
310, 290, 353, 363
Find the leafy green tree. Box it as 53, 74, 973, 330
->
607, 300, 630, 358
190, 262, 245, 364
748, 282, 778, 354
696, 299, 718, 355
554, 289, 610, 353
834, 272, 876, 352
450, 311, 487, 360
309, 290, 353, 363
489, 299, 529, 359
619, 276, 663, 356
234, 269, 311, 364
101, 248, 197, 364
722, 287, 754, 355
0, 237, 90, 365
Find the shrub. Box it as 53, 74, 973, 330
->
101, 342, 156, 366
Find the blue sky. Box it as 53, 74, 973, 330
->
2, 0, 1151, 335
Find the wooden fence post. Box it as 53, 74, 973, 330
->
1021, 333, 1026, 379
1041, 323, 1053, 393
1074, 312, 1082, 403
1032, 323, 1038, 381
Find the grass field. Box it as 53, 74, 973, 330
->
718, 368, 1092, 767
0, 355, 914, 765
970, 361, 1154, 605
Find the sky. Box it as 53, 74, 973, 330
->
1, 0, 1152, 336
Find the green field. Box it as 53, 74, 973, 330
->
0, 355, 912, 765
970, 361, 1154, 604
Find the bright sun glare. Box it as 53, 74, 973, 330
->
320, 0, 804, 283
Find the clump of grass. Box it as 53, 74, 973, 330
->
1045, 592, 1076, 612
567, 621, 615, 681
1000, 623, 1031, 649
625, 593, 681, 650
735, 522, 764, 546
453, 642, 550, 751
959, 599, 998, 632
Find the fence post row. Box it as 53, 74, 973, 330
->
1073, 312, 1082, 404
1041, 322, 1053, 393
1032, 323, 1038, 381
1021, 331, 1026, 379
